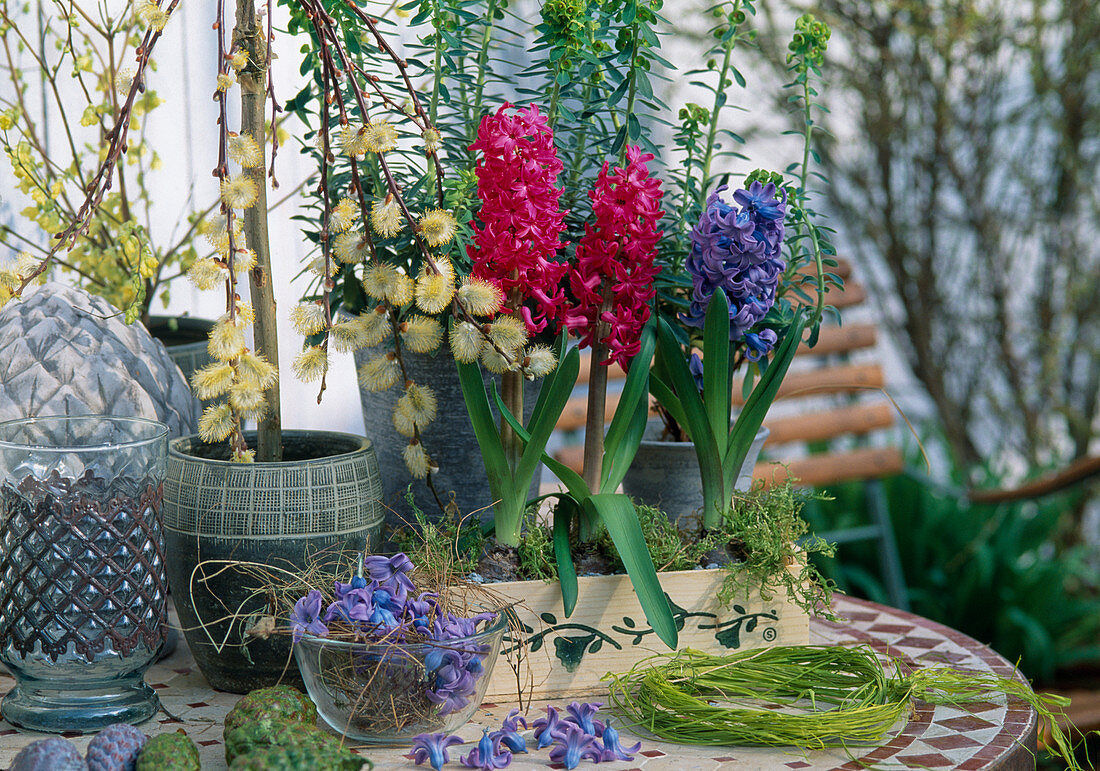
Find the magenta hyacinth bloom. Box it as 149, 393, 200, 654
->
563, 145, 664, 368
411, 732, 464, 771
683, 181, 787, 360
563, 701, 605, 737
461, 728, 512, 769
547, 722, 603, 770
531, 704, 561, 749
467, 103, 569, 334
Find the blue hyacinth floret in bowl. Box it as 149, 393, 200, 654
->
290, 552, 507, 743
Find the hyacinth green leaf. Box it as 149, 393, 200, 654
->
455, 353, 512, 525
702, 288, 732, 460
553, 497, 579, 617
602, 318, 656, 489
656, 317, 722, 518
514, 343, 580, 496
602, 393, 649, 493
649, 372, 689, 439
723, 313, 805, 485
584, 494, 676, 648
495, 389, 590, 501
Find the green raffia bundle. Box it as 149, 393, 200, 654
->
604, 646, 1086, 769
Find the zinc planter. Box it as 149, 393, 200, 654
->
353, 341, 541, 522
162, 430, 383, 693
622, 421, 770, 525
145, 315, 216, 412
478, 568, 809, 701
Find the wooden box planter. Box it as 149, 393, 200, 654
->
480, 568, 810, 701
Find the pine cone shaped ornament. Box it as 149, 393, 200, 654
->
0, 283, 198, 435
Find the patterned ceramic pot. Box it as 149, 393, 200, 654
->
0, 415, 169, 732
162, 431, 384, 693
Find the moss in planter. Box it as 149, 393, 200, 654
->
510, 483, 836, 618
393, 482, 835, 620
391, 490, 485, 581
718, 483, 837, 619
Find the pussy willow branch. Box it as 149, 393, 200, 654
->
215, 0, 247, 457
265, 0, 280, 187
301, 1, 521, 369
344, 5, 444, 206
311, 9, 334, 405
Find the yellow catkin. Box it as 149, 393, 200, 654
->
456, 277, 503, 316
330, 198, 358, 233
422, 127, 442, 154
523, 345, 558, 379
191, 362, 235, 400
187, 259, 223, 291
290, 302, 328, 336
237, 352, 278, 389
228, 134, 263, 167
488, 315, 527, 352
136, 0, 170, 30
363, 264, 398, 301
220, 175, 258, 209
229, 381, 267, 417
233, 248, 257, 275
198, 403, 235, 442
392, 403, 416, 438
292, 346, 329, 383
400, 316, 443, 354
449, 321, 484, 364
333, 231, 369, 264
361, 307, 392, 346
388, 274, 415, 306
371, 197, 402, 238
208, 320, 246, 362
329, 319, 369, 353
361, 119, 399, 153
398, 383, 437, 427
415, 271, 455, 315
358, 354, 400, 392
402, 441, 432, 478
480, 346, 513, 374
417, 209, 458, 248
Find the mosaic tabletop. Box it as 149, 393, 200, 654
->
0, 595, 1037, 770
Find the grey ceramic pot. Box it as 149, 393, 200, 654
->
621, 420, 770, 526
353, 340, 541, 524
162, 430, 383, 693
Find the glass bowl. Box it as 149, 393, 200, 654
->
293, 611, 508, 744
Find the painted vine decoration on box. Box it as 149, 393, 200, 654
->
513, 598, 781, 674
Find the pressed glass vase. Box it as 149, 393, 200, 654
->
0, 415, 169, 732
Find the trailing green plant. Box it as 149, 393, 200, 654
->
391, 489, 485, 581
604, 645, 1088, 769
718, 482, 835, 618
802, 466, 1100, 684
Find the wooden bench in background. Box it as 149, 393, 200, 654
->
551, 258, 910, 609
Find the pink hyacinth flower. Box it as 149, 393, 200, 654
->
467, 103, 569, 334
562, 145, 664, 368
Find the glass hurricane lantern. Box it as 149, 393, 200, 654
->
0, 416, 169, 732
